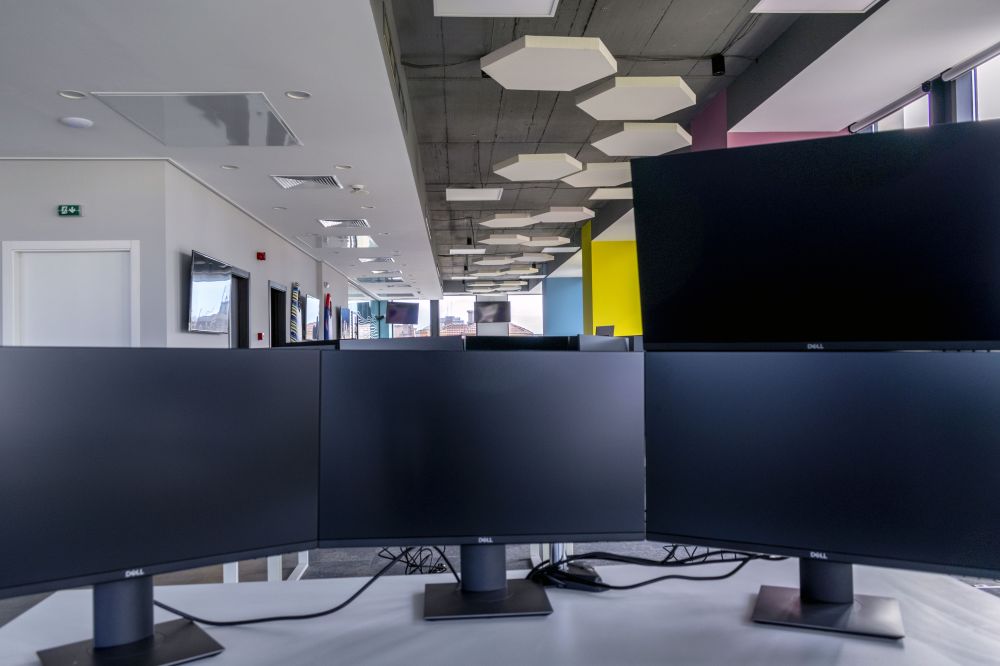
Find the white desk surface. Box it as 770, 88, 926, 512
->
2, 559, 999, 665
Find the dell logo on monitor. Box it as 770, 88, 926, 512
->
124, 568, 146, 578
809, 551, 829, 560
806, 343, 825, 350
478, 537, 494, 544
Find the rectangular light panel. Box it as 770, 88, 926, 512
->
752, 0, 878, 12
434, 0, 559, 17
446, 188, 504, 202
449, 248, 487, 255
543, 246, 580, 253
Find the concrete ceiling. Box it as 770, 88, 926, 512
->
0, 0, 440, 299
733, 0, 1000, 131
392, 0, 796, 292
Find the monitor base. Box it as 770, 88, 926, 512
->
424, 580, 553, 620
37, 618, 223, 666
753, 585, 904, 639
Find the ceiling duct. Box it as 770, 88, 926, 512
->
270, 175, 344, 190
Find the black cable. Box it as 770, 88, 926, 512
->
542, 557, 754, 591
434, 546, 461, 584
153, 548, 415, 627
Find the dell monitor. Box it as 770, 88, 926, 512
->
385, 301, 420, 325
473, 301, 511, 324
632, 120, 1000, 351
645, 351, 1000, 639
0, 347, 321, 665
318, 350, 645, 620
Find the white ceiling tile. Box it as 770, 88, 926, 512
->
589, 187, 633, 200
480, 212, 538, 228
522, 235, 570, 247
592, 123, 691, 156
481, 36, 617, 91
560, 162, 632, 188
532, 206, 595, 223
493, 153, 583, 181
576, 77, 696, 121
480, 233, 530, 245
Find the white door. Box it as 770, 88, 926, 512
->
2, 240, 140, 347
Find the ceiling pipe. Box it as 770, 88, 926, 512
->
847, 85, 928, 133
942, 40, 1000, 82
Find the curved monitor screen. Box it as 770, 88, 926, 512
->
631, 121, 1000, 350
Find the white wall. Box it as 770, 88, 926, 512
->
164, 164, 349, 348
0, 160, 168, 346
0, 159, 352, 349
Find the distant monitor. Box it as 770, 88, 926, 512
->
319, 350, 644, 619
631, 121, 1000, 350
645, 351, 1000, 638
0, 348, 321, 662
386, 301, 420, 325
595, 325, 615, 337
474, 301, 511, 324
188, 251, 231, 334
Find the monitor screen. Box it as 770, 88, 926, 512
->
188, 251, 231, 334
474, 301, 511, 324
631, 120, 1000, 350
645, 351, 1000, 578
319, 351, 645, 545
386, 301, 420, 325
304, 294, 321, 340
0, 348, 321, 599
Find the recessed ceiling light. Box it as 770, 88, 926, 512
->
58, 90, 87, 100
361, 205, 376, 210
449, 248, 487, 255
434, 0, 560, 18
446, 187, 504, 201
751, 0, 878, 12
335, 164, 353, 170
272, 206, 287, 211
378, 232, 391, 236
285, 90, 311, 100
220, 164, 239, 170
58, 116, 94, 129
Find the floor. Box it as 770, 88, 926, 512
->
0, 541, 667, 628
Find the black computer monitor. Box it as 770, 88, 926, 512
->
632, 120, 1000, 351
0, 348, 321, 664
385, 301, 420, 325
319, 350, 645, 619
595, 325, 614, 337
645, 351, 1000, 639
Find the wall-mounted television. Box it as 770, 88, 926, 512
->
386, 301, 420, 325
474, 301, 511, 324
188, 251, 231, 334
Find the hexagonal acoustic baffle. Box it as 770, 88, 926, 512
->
590, 187, 633, 200
473, 270, 506, 278
522, 236, 570, 247
481, 36, 618, 92
576, 77, 696, 121
480, 212, 537, 228
480, 234, 530, 245
592, 123, 692, 157
561, 163, 631, 188
493, 153, 583, 181
474, 256, 515, 266
503, 265, 539, 276
515, 253, 555, 263
533, 206, 595, 224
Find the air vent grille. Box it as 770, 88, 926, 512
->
318, 218, 370, 228
271, 175, 344, 190
358, 257, 396, 264
385, 292, 416, 298
358, 276, 405, 284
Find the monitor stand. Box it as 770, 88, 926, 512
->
423, 544, 553, 621
752, 559, 904, 639
37, 576, 224, 666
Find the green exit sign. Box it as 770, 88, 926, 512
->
57, 204, 82, 217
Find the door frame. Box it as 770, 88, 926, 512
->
2, 240, 141, 347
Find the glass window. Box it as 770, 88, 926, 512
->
389, 300, 431, 338
976, 55, 1000, 120
874, 95, 928, 132
439, 295, 476, 336
508, 294, 544, 336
